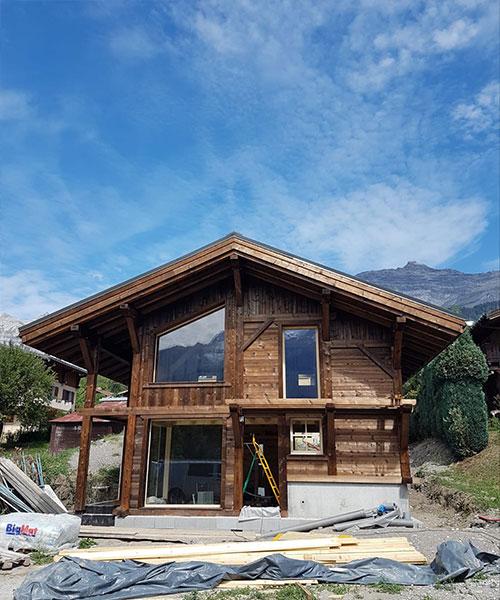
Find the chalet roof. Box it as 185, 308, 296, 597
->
20, 233, 465, 382
471, 307, 500, 345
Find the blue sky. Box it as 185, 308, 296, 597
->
1, 0, 499, 321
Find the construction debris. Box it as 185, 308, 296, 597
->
0, 458, 65, 514
57, 534, 427, 565
0, 547, 31, 570
0, 512, 80, 552
79, 525, 256, 543
260, 504, 420, 538
14, 540, 500, 600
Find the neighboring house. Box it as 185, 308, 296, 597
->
19, 234, 465, 522
50, 398, 126, 453
0, 313, 86, 419
472, 308, 500, 413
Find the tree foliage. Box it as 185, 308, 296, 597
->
409, 329, 489, 459
75, 375, 127, 408
0, 344, 55, 432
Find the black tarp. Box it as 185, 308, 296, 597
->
14, 540, 500, 600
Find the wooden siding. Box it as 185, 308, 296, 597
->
243, 321, 280, 401
123, 277, 406, 513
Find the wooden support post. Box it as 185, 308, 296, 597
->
321, 289, 331, 341
229, 404, 244, 511
230, 253, 243, 307
326, 403, 337, 475
75, 369, 98, 513
399, 404, 412, 484
277, 414, 289, 512
229, 404, 243, 448
393, 316, 406, 403
119, 413, 137, 514
117, 308, 142, 514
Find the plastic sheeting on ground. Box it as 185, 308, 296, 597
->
14, 540, 500, 600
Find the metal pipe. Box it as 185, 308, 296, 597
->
333, 510, 400, 531
258, 507, 376, 538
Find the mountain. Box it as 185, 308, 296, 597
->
356, 262, 500, 320
0, 312, 24, 345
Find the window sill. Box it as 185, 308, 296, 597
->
287, 454, 327, 461
142, 504, 221, 510
144, 382, 231, 388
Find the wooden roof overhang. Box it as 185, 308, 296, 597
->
20, 233, 466, 383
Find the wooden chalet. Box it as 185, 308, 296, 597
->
19, 234, 465, 519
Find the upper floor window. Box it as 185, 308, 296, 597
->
62, 389, 74, 403
283, 327, 319, 398
155, 308, 225, 383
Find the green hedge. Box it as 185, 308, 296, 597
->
408, 329, 489, 459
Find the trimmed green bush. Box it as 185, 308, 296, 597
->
409, 329, 489, 458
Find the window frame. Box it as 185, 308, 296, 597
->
282, 325, 321, 399
143, 418, 223, 509
289, 418, 324, 456
153, 305, 227, 384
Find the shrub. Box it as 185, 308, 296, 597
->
410, 329, 489, 458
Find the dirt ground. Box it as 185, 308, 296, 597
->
2, 488, 499, 599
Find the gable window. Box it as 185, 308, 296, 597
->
155, 308, 225, 383
283, 327, 319, 398
290, 419, 323, 455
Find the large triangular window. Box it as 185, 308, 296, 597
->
155, 308, 225, 383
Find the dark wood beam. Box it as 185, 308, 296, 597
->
230, 253, 243, 307
357, 344, 394, 378
120, 304, 140, 355
326, 403, 337, 475
229, 404, 243, 449
399, 404, 412, 483
241, 318, 275, 352
321, 289, 332, 341
71, 325, 96, 373
393, 316, 406, 399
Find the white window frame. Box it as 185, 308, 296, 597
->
289, 418, 323, 455
282, 326, 320, 399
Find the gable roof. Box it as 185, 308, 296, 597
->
20, 233, 465, 382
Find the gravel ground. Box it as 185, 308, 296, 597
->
2, 482, 499, 599
69, 432, 124, 474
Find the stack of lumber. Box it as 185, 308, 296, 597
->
57, 534, 427, 565
79, 525, 256, 543
0, 548, 31, 571
0, 458, 64, 514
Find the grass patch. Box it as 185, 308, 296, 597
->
369, 582, 404, 594
314, 583, 350, 595
30, 550, 53, 565
0, 440, 75, 485
433, 430, 500, 510
79, 538, 97, 549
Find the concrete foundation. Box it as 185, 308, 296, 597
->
288, 482, 409, 519
116, 483, 409, 531
115, 515, 316, 533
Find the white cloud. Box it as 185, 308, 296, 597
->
0, 270, 80, 322
433, 18, 479, 50
288, 182, 488, 271
343, 1, 497, 91
109, 27, 161, 60
0, 89, 33, 121
452, 81, 500, 135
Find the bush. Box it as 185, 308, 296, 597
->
410, 329, 489, 458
